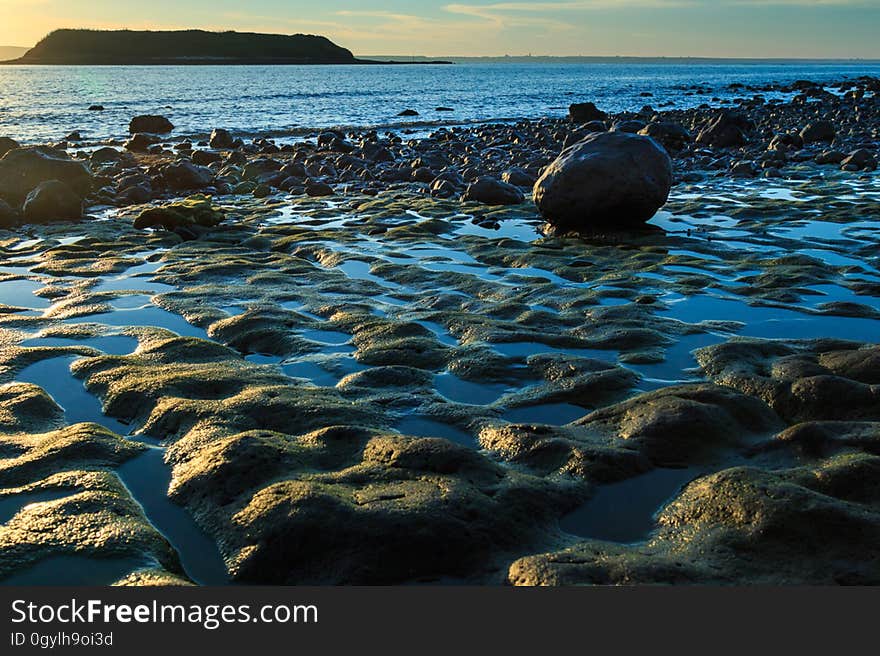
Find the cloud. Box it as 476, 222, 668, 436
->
443, 0, 872, 18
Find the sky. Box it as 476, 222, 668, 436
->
1, 0, 878, 58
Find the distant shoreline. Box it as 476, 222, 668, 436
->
364, 55, 880, 65
1, 29, 454, 66
3, 56, 875, 67
0, 58, 454, 66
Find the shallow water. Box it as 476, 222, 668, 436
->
560, 467, 702, 543
0, 489, 73, 525
0, 555, 156, 586
501, 403, 586, 425
435, 373, 509, 406
16, 355, 130, 435
396, 416, 476, 447
21, 334, 138, 355
68, 305, 208, 339
11, 351, 227, 585
117, 450, 228, 585
0, 279, 51, 309
7, 62, 877, 145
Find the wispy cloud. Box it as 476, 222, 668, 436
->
444, 0, 872, 18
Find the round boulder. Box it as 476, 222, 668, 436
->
533, 132, 672, 230
22, 180, 83, 223
129, 115, 174, 135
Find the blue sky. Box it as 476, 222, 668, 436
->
2, 1, 878, 57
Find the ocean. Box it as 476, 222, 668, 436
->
1, 61, 879, 145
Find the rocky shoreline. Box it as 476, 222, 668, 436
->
0, 75, 879, 585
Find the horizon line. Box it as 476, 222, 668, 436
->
2, 45, 878, 63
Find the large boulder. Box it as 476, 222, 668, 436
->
0, 137, 19, 158
161, 160, 214, 190
0, 147, 92, 205
569, 102, 607, 123
21, 180, 83, 222
129, 115, 174, 134
533, 132, 672, 230
462, 176, 524, 205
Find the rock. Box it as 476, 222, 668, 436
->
815, 150, 846, 165
841, 149, 877, 171
117, 184, 152, 205
576, 383, 782, 466
478, 381, 779, 483
362, 143, 394, 163
435, 107, 454, 112
799, 120, 836, 144
22, 180, 83, 222
129, 114, 174, 134
461, 177, 525, 206
696, 339, 880, 424
0, 198, 17, 227
508, 453, 880, 585
241, 158, 281, 181
0, 147, 93, 204
730, 160, 758, 178
87, 105, 104, 111
411, 167, 436, 183
767, 132, 802, 154
501, 167, 537, 187
279, 162, 307, 179
124, 133, 161, 152
161, 160, 214, 190
569, 102, 607, 123
612, 120, 647, 134
398, 109, 419, 117
637, 121, 692, 151
581, 120, 607, 133
305, 181, 334, 197
533, 131, 672, 230
133, 194, 224, 230
191, 150, 223, 166
90, 147, 126, 165
0, 137, 19, 158
253, 183, 272, 198
696, 110, 752, 148
209, 128, 235, 149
